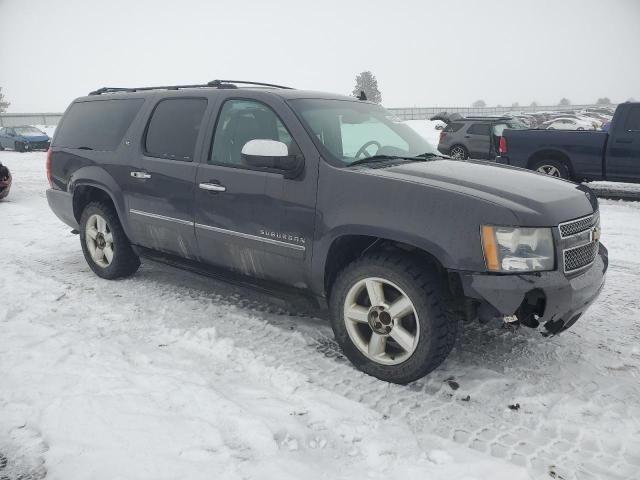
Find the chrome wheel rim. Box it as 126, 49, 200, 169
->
450, 146, 465, 159
343, 277, 420, 365
536, 165, 561, 177
85, 214, 114, 268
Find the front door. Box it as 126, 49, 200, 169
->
126, 96, 209, 258
194, 96, 317, 287
606, 104, 640, 182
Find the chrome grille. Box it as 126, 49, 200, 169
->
564, 242, 599, 272
559, 212, 598, 238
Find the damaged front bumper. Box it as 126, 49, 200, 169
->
458, 243, 608, 334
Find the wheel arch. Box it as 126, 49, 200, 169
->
70, 167, 132, 237
527, 149, 573, 177
319, 230, 459, 302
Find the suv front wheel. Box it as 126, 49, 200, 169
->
80, 202, 140, 279
329, 252, 457, 384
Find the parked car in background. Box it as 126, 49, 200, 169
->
437, 116, 527, 159
0, 126, 51, 152
497, 102, 640, 182
541, 117, 596, 131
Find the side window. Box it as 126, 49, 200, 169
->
145, 98, 208, 161
467, 123, 491, 135
210, 99, 296, 166
54, 99, 144, 150
623, 107, 640, 132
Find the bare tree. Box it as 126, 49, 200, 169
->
0, 87, 9, 113
352, 71, 382, 104
558, 98, 571, 106
511, 102, 520, 108
596, 97, 611, 105
530, 101, 539, 107
472, 99, 486, 108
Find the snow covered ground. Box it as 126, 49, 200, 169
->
1, 152, 639, 480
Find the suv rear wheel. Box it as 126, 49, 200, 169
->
449, 145, 468, 160
80, 202, 140, 279
329, 252, 457, 384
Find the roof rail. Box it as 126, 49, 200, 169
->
463, 115, 513, 121
89, 79, 293, 96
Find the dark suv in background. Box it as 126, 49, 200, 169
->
46, 80, 607, 384
436, 116, 527, 160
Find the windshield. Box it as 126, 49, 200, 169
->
14, 126, 46, 136
289, 99, 438, 165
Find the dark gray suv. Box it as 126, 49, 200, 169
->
437, 117, 527, 160
46, 80, 607, 384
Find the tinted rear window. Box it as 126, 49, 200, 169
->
444, 122, 464, 132
144, 98, 208, 161
467, 123, 492, 135
55, 99, 144, 150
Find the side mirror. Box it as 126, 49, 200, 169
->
241, 139, 302, 176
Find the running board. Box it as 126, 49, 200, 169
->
133, 245, 327, 317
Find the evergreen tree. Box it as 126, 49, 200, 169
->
596, 97, 611, 105
352, 71, 382, 104
558, 98, 571, 106
0, 87, 9, 113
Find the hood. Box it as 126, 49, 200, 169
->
360, 159, 597, 226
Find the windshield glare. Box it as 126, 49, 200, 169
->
14, 127, 45, 135
289, 99, 438, 165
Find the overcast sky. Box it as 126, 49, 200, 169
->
1, 0, 638, 112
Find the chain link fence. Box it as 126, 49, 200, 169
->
0, 104, 613, 126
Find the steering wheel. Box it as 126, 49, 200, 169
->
354, 140, 382, 160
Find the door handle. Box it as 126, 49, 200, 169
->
464, 135, 471, 138
199, 182, 226, 192
131, 171, 151, 179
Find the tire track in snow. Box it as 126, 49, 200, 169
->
8, 251, 640, 480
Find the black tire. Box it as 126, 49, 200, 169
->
0, 144, 4, 151
329, 251, 458, 384
449, 144, 468, 160
79, 201, 140, 279
14, 141, 25, 153
530, 158, 570, 179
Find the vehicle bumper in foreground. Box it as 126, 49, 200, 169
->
46, 188, 79, 230
459, 243, 608, 334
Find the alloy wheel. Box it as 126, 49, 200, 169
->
536, 165, 561, 177
343, 277, 420, 365
85, 214, 114, 268
450, 146, 466, 159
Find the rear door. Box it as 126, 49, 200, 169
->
193, 93, 317, 287
465, 123, 492, 159
126, 96, 209, 258
606, 104, 640, 182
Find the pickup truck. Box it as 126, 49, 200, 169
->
46, 80, 608, 384
496, 102, 640, 182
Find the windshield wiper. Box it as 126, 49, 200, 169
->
410, 152, 447, 160
349, 154, 408, 166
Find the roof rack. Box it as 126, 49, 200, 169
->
89, 79, 294, 96
463, 115, 513, 121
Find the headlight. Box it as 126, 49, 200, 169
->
481, 225, 555, 272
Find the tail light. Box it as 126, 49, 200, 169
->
46, 147, 53, 187
498, 136, 507, 155
439, 131, 447, 143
